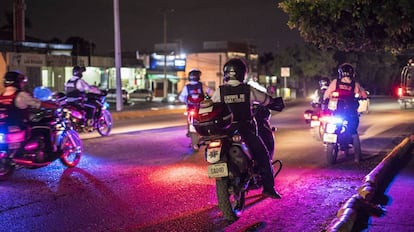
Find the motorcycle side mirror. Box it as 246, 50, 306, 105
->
33, 86, 53, 101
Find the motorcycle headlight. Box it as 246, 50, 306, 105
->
0, 133, 5, 143
325, 116, 343, 133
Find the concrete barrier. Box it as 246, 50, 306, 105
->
327, 134, 414, 232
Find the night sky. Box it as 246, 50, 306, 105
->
2, 0, 304, 55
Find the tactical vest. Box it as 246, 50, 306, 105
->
219, 84, 251, 122
65, 79, 83, 97
336, 80, 358, 111
186, 82, 204, 107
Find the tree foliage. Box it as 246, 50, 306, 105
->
279, 0, 414, 53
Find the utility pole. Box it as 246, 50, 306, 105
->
13, 0, 25, 42
113, 0, 122, 111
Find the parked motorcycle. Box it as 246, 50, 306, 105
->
323, 92, 362, 164
194, 99, 283, 222
0, 87, 83, 180
56, 90, 113, 136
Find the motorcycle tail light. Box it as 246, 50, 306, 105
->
208, 140, 221, 148
304, 113, 311, 120
332, 91, 339, 97
311, 115, 319, 120
232, 135, 242, 142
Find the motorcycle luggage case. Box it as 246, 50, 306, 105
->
193, 101, 233, 136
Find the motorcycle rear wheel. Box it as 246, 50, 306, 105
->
216, 178, 241, 222
326, 143, 338, 165
97, 110, 112, 136
0, 158, 14, 181
189, 132, 199, 152
60, 130, 83, 167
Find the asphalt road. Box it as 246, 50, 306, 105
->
0, 96, 411, 232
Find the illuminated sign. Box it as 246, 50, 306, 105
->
149, 53, 186, 71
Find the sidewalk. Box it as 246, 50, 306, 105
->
328, 135, 414, 231
369, 165, 414, 231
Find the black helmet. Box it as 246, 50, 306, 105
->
338, 63, 355, 80
73, 66, 86, 77
319, 77, 330, 88
188, 69, 201, 81
4, 71, 27, 90
223, 58, 247, 82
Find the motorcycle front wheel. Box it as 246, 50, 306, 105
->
97, 110, 112, 136
326, 143, 339, 165
0, 157, 14, 180
59, 130, 83, 167
216, 178, 243, 222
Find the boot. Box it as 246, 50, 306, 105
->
261, 172, 281, 199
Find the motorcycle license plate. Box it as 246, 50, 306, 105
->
207, 163, 228, 178
323, 133, 337, 143
310, 120, 320, 127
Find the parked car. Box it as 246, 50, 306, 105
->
105, 89, 129, 105
129, 89, 154, 102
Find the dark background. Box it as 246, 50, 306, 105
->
1, 0, 305, 55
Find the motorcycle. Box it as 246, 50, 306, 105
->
304, 108, 332, 141
322, 92, 362, 164
185, 105, 200, 152
184, 94, 207, 152
56, 90, 113, 136
0, 87, 83, 180
194, 99, 283, 222
303, 91, 331, 141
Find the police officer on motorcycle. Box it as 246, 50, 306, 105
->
179, 69, 213, 107
323, 63, 368, 163
312, 77, 330, 109
65, 66, 102, 127
0, 71, 58, 152
179, 69, 213, 141
211, 58, 285, 199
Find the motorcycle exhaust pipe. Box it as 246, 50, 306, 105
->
13, 158, 51, 167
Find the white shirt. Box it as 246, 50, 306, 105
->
65, 76, 101, 94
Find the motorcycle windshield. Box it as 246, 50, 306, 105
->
33, 87, 53, 101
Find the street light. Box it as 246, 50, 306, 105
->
162, 8, 174, 98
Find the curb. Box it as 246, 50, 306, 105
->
327, 134, 414, 232
109, 98, 305, 121
110, 107, 186, 120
